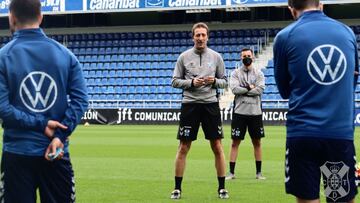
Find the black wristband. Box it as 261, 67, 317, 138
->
191, 79, 194, 87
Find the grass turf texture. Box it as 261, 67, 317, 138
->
2, 125, 360, 202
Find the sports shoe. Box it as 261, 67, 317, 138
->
225, 173, 235, 180
170, 189, 181, 199
218, 189, 229, 199
256, 173, 266, 180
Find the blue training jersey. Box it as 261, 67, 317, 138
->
0, 28, 88, 156
273, 10, 358, 140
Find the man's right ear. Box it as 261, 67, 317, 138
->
288, 6, 298, 20
319, 3, 323, 11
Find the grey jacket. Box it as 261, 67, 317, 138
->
230, 66, 265, 115
172, 47, 228, 103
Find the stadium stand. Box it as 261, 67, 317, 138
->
2, 25, 360, 109
53, 28, 278, 108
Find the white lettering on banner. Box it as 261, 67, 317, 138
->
220, 108, 233, 121
262, 111, 287, 121
0, 0, 10, 9
89, 0, 140, 10
46, 0, 60, 7
116, 108, 133, 124
117, 109, 180, 123
134, 112, 180, 121
82, 110, 98, 120
168, 0, 222, 7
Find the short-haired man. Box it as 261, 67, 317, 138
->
226, 48, 266, 181
0, 0, 88, 202
170, 22, 229, 199
274, 0, 358, 202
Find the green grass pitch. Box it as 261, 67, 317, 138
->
2, 125, 360, 202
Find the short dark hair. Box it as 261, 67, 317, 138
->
9, 0, 41, 25
288, 0, 319, 10
191, 22, 209, 37
241, 48, 254, 55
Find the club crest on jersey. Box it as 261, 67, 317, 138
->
307, 44, 347, 85
19, 71, 57, 112
320, 161, 350, 201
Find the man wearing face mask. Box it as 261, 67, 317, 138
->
274, 0, 358, 202
225, 48, 266, 181
0, 0, 88, 202
171, 22, 228, 199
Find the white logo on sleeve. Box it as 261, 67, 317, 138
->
307, 44, 347, 85
20, 71, 57, 112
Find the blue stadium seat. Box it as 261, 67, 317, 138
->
143, 86, 150, 93
115, 78, 122, 85
116, 63, 123, 69
123, 62, 130, 69
123, 70, 130, 77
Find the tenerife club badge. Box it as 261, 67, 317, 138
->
320, 161, 350, 202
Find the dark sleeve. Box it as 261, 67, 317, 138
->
54, 55, 88, 143
354, 39, 359, 88
273, 33, 291, 99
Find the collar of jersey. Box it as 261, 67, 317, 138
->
298, 10, 324, 20
192, 47, 208, 55
13, 28, 45, 39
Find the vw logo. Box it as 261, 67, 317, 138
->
307, 44, 347, 85
232, 0, 248, 4
20, 71, 57, 112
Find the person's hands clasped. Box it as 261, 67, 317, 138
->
193, 76, 215, 87
44, 120, 67, 161
193, 78, 206, 87
44, 120, 68, 139
44, 137, 64, 161
204, 76, 215, 85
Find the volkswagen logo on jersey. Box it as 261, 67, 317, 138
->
20, 71, 57, 113
307, 44, 347, 85
320, 161, 350, 202
145, 0, 164, 7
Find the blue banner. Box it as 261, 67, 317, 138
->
0, 0, 82, 15
0, 0, 359, 15
65, 0, 83, 11
41, 0, 62, 12
86, 0, 227, 11
231, 0, 285, 5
